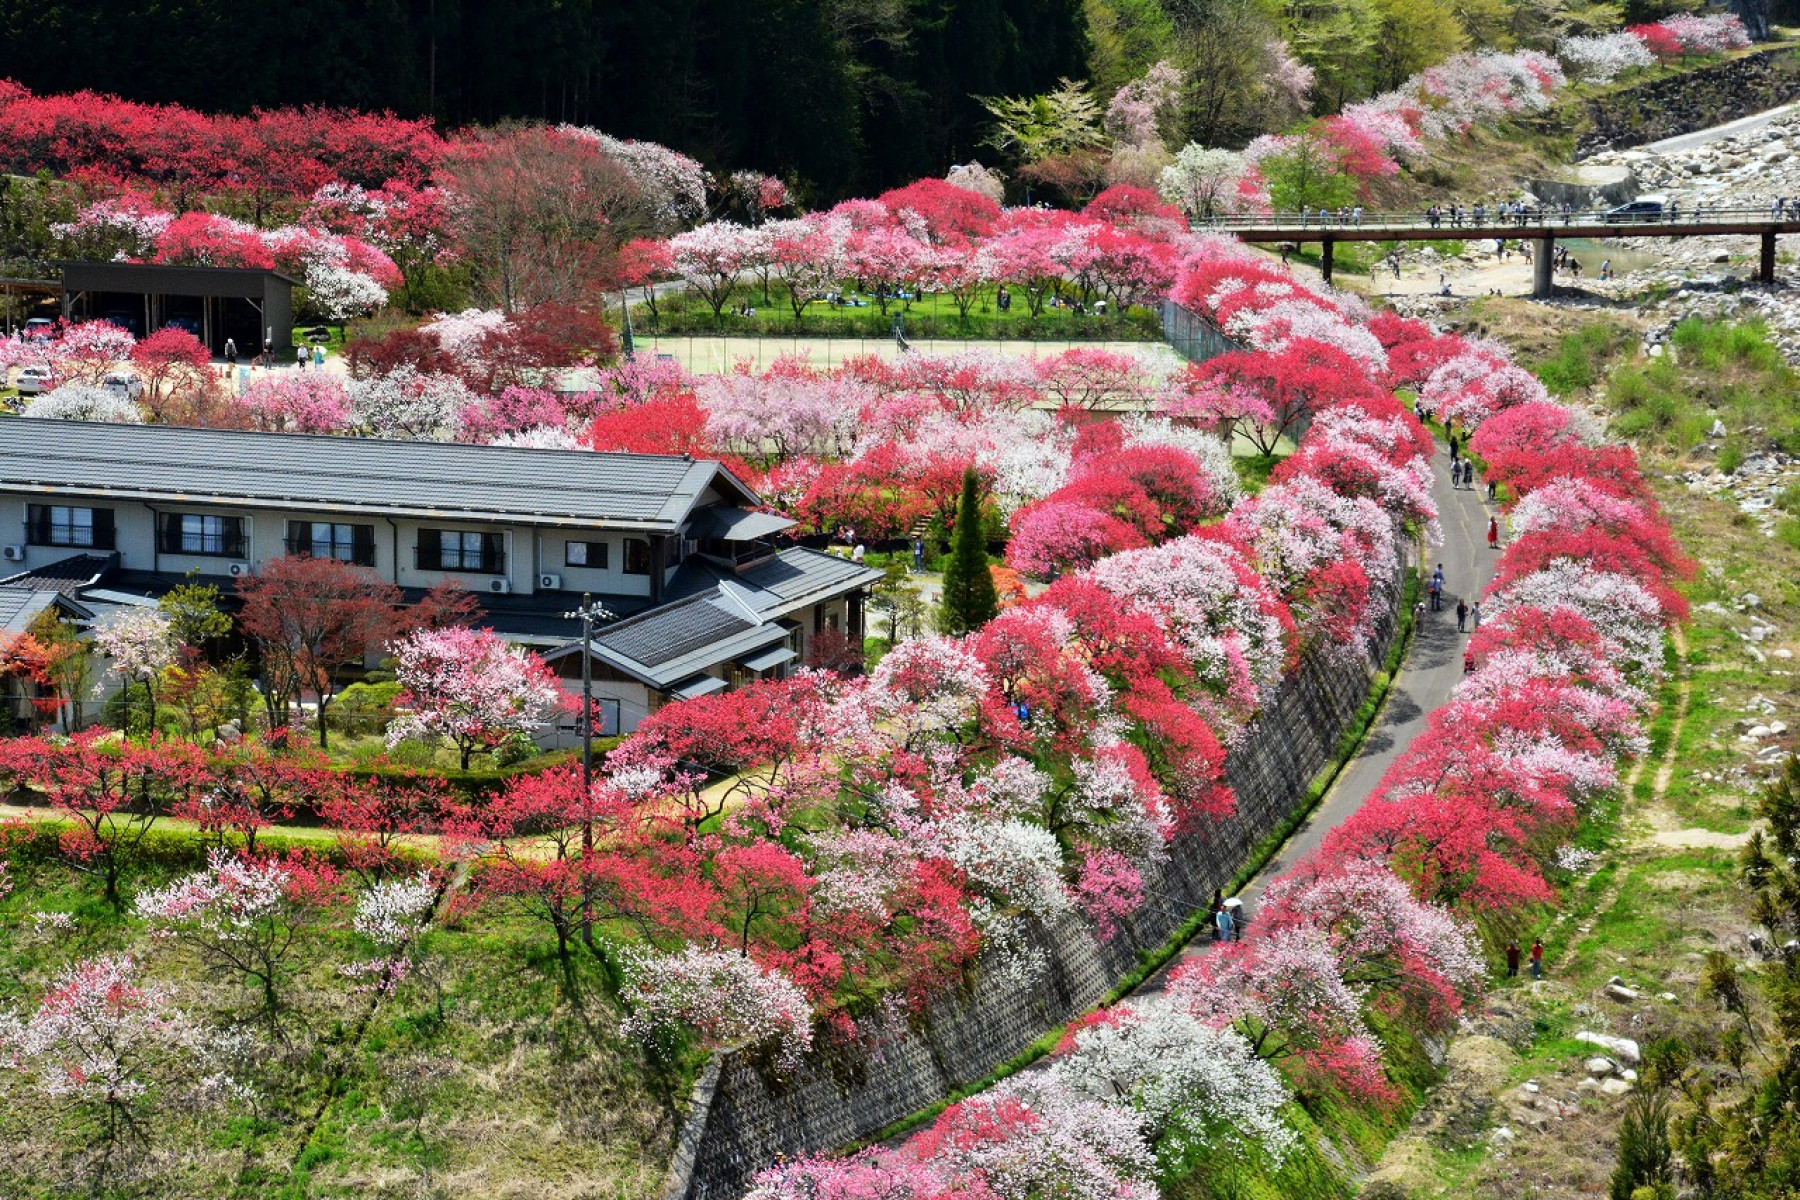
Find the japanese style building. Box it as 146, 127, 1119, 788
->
0, 419, 878, 732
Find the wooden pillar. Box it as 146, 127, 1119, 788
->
1320, 236, 1335, 284
1762, 230, 1777, 285
1533, 235, 1554, 298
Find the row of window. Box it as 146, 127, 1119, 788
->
25, 506, 656, 576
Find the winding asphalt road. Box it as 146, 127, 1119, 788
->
1133, 442, 1496, 997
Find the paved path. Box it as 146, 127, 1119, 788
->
1132, 443, 1496, 998
1639, 101, 1799, 155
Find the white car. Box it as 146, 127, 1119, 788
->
15, 365, 54, 395
100, 373, 145, 401
22, 317, 54, 341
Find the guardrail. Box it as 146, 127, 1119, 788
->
1194, 203, 1800, 234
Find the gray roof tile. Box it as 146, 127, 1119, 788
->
0, 420, 756, 530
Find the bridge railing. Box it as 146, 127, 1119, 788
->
1194, 202, 1797, 233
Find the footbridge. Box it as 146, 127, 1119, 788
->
1209, 205, 1800, 295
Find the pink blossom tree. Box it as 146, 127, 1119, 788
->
386, 627, 566, 768
0, 954, 201, 1161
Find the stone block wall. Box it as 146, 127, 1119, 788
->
1573, 47, 1800, 158
667, 573, 1406, 1200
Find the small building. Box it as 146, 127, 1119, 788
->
59, 261, 297, 356
0, 418, 879, 734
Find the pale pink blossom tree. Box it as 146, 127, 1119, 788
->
386, 626, 566, 768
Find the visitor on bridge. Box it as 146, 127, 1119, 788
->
1301, 205, 1311, 227
1352, 205, 1363, 226
1668, 199, 1680, 224
1427, 204, 1440, 228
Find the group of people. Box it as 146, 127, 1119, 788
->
221, 337, 326, 372
1506, 938, 1546, 980
1297, 205, 1365, 228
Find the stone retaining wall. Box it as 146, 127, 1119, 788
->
1573, 47, 1800, 158
667, 575, 1407, 1200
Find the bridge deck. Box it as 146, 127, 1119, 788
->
1224, 220, 1800, 243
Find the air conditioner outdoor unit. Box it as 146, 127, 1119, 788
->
538, 573, 562, 591
226, 562, 252, 578
1, 544, 23, 562
488, 578, 513, 594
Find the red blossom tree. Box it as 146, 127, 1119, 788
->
236, 555, 405, 746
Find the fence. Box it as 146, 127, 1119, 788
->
666, 566, 1407, 1200
1159, 301, 1237, 366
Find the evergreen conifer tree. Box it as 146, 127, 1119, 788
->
937, 467, 998, 636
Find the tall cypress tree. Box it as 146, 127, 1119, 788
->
938, 466, 998, 636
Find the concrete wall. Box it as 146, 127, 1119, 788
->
1572, 47, 1800, 158
667, 565, 1408, 1200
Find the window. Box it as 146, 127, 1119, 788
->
565, 540, 608, 569
26, 505, 113, 549
417, 529, 505, 574
156, 512, 245, 558
623, 537, 652, 576
286, 521, 375, 566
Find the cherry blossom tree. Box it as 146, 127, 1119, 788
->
135, 849, 336, 1027
669, 221, 754, 319
0, 954, 201, 1163
238, 372, 352, 433
387, 627, 565, 768
341, 872, 438, 996
620, 946, 813, 1069
1050, 1000, 1295, 1169
22, 385, 145, 424
93, 609, 179, 737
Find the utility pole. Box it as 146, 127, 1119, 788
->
563, 593, 615, 854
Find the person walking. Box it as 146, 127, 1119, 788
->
1470, 600, 1483, 632
1448, 433, 1460, 463
1456, 598, 1468, 632
296, 344, 308, 370
1215, 904, 1235, 943
313, 344, 325, 369
224, 337, 237, 369
1601, 258, 1612, 281
1487, 516, 1499, 550
1529, 937, 1544, 980
1505, 941, 1520, 978
1487, 477, 1498, 502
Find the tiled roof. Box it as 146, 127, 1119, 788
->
0, 419, 758, 530
0, 553, 117, 597
0, 586, 61, 634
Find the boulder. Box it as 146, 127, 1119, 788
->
1575, 1031, 1641, 1064
1600, 1077, 1634, 1096
1586, 1056, 1617, 1076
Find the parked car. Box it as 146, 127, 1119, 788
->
98, 309, 144, 337
101, 372, 145, 401
162, 316, 202, 338
1603, 198, 1665, 224
22, 317, 55, 341
15, 365, 54, 396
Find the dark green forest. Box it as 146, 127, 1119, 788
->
0, 0, 1087, 199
